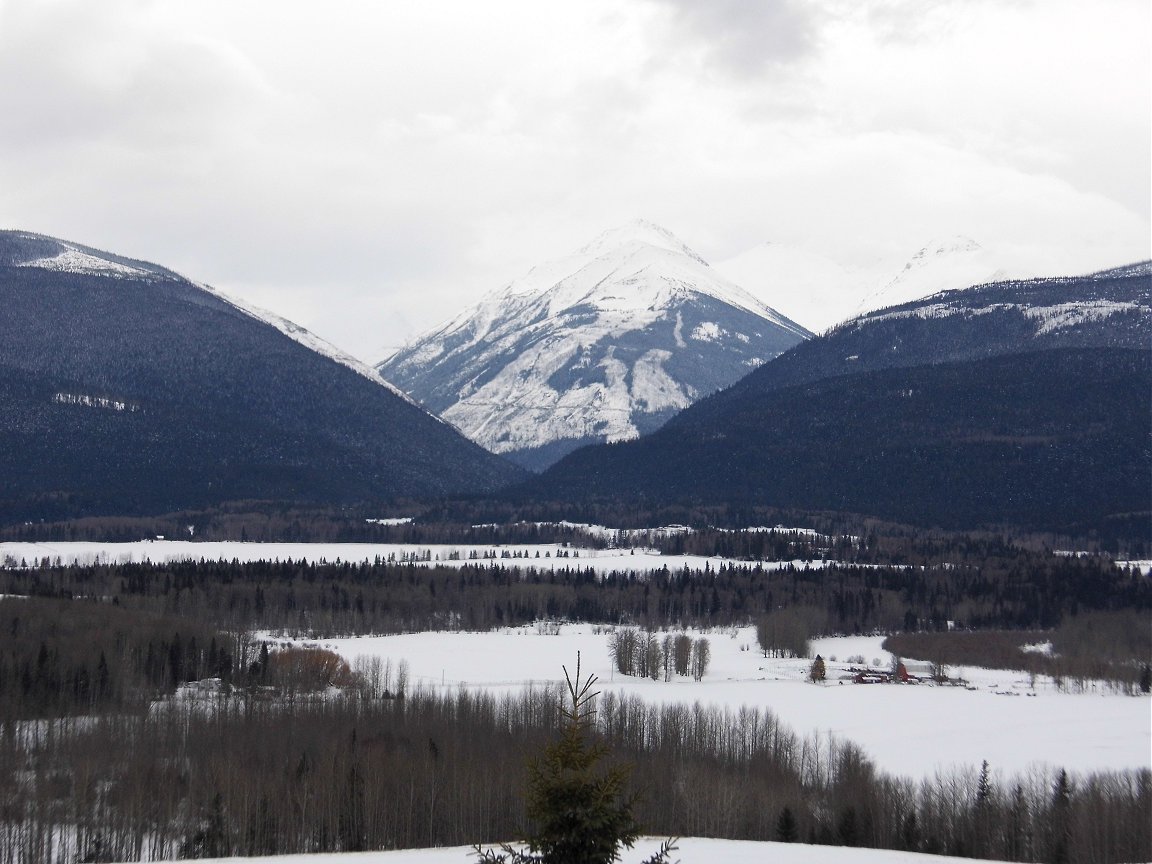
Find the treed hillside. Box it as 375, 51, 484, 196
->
0, 232, 525, 523
522, 348, 1151, 533
683, 266, 1150, 416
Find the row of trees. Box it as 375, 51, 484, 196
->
608, 629, 710, 681
5, 491, 1148, 559
756, 604, 826, 659
3, 547, 1147, 641
883, 609, 1152, 695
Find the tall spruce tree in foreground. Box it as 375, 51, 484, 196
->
475, 654, 675, 864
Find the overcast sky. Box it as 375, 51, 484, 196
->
1, 0, 1148, 362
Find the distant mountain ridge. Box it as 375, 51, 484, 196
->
682, 265, 1151, 423
0, 230, 524, 522
518, 265, 1152, 534
378, 220, 810, 470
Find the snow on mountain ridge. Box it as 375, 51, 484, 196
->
849, 235, 1021, 321
386, 223, 805, 364
841, 270, 1151, 341
11, 233, 175, 280
199, 284, 421, 406
18, 245, 154, 279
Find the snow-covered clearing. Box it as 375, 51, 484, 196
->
164, 838, 1004, 864
285, 626, 1150, 782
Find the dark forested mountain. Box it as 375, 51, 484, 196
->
525, 348, 1151, 532
0, 231, 525, 522
378, 221, 810, 471
677, 263, 1151, 424
521, 265, 1151, 533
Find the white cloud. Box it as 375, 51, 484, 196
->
0, 0, 1146, 359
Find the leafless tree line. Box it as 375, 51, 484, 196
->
883, 609, 1152, 695
1, 678, 1148, 864
608, 629, 710, 681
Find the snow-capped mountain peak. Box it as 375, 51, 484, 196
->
575, 218, 708, 265
379, 223, 810, 469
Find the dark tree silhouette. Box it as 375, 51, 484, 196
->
776, 806, 798, 842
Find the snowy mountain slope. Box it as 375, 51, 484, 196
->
5, 230, 183, 280
198, 282, 418, 404
378, 220, 810, 470
849, 236, 1023, 320
1088, 259, 1152, 279
843, 265, 1152, 338
0, 230, 524, 521
714, 235, 1039, 333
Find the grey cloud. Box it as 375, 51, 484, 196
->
652, 0, 825, 76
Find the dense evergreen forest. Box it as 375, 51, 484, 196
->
3, 542, 1147, 640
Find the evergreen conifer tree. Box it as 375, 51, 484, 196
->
475, 654, 674, 864
809, 654, 826, 682
776, 805, 799, 842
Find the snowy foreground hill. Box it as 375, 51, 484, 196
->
168, 838, 1009, 863
378, 220, 809, 470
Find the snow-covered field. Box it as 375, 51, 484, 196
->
179, 838, 1005, 864
285, 625, 1150, 782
